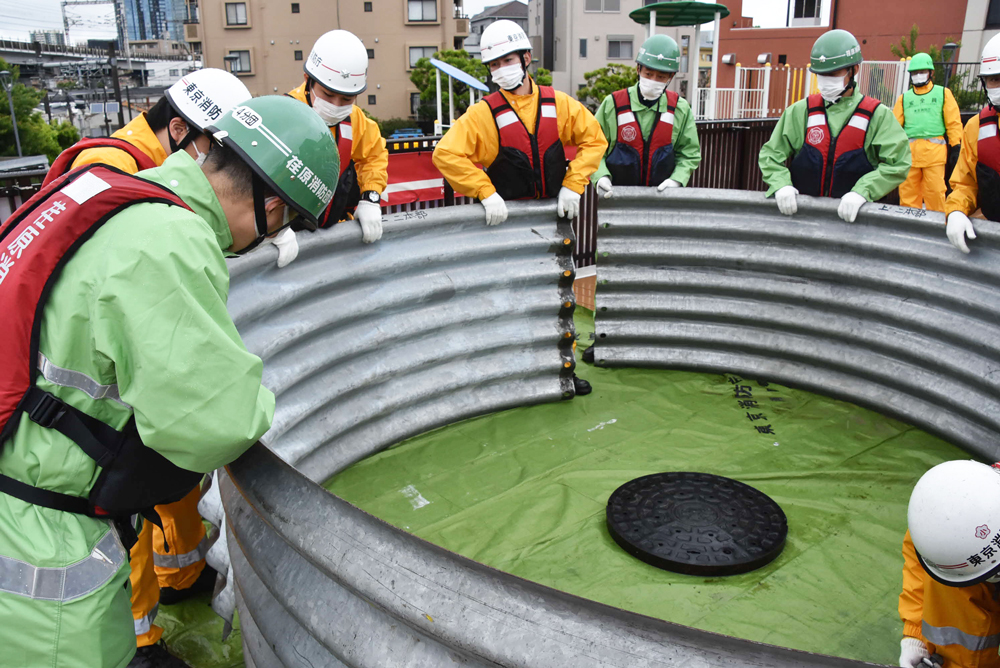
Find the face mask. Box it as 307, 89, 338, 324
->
816, 73, 848, 103
988, 86, 1000, 108
638, 76, 667, 101
312, 96, 353, 126
911, 73, 931, 86
193, 142, 208, 167
492, 63, 525, 91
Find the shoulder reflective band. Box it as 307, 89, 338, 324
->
134, 602, 159, 636
0, 528, 126, 601
153, 536, 209, 569
922, 620, 1000, 652
38, 353, 131, 409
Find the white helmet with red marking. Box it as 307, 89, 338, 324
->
305, 30, 369, 96
480, 19, 532, 64
908, 460, 1000, 586
981, 33, 1000, 77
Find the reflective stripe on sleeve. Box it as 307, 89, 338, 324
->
153, 536, 209, 570
38, 352, 131, 409
922, 621, 1000, 652
134, 602, 160, 636
0, 529, 126, 601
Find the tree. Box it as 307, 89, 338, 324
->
409, 50, 488, 125
576, 64, 638, 112
534, 67, 553, 85
889, 24, 960, 64
0, 58, 79, 162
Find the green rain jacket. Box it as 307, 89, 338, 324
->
591, 85, 702, 186
758, 89, 911, 200
0, 151, 275, 668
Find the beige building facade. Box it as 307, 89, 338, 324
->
189, 0, 469, 120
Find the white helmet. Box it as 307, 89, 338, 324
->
480, 19, 531, 64
982, 34, 1000, 77
165, 68, 251, 133
908, 460, 1000, 586
305, 30, 369, 96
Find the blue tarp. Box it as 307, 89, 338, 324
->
429, 58, 489, 92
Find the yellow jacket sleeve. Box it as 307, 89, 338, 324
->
554, 90, 608, 194
943, 88, 964, 148
351, 107, 389, 194
432, 100, 500, 200
893, 94, 905, 129
899, 531, 928, 641
71, 145, 141, 174
946, 115, 981, 217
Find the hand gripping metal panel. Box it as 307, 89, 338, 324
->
593, 188, 1000, 462
221, 201, 882, 667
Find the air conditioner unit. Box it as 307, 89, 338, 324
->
757, 52, 771, 64
721, 53, 735, 65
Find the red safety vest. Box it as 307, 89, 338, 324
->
318, 117, 361, 228
790, 93, 880, 198
605, 88, 678, 186
41, 137, 157, 187
484, 85, 567, 200
0, 165, 203, 541
977, 106, 1000, 222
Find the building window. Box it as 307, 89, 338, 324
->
607, 37, 632, 59
989, 0, 1000, 28
579, 38, 587, 58
364, 1, 372, 9
228, 49, 252, 73
793, 0, 819, 19
409, 46, 436, 68
410, 91, 421, 117
291, 2, 299, 11
169, 69, 180, 76
367, 48, 375, 58
294, 50, 303, 60
172, 43, 179, 49
225, 2, 248, 25
408, 0, 437, 21
585, 0, 618, 11
368, 94, 377, 104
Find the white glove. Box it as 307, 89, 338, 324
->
838, 191, 867, 223
657, 178, 682, 191
899, 637, 930, 668
595, 176, 614, 199
775, 185, 798, 216
557, 186, 581, 219
482, 192, 508, 226
355, 200, 383, 243
947, 211, 977, 254
272, 227, 299, 268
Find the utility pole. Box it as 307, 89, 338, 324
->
102, 85, 111, 136
0, 71, 23, 157
107, 41, 125, 128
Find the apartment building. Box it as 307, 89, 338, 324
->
465, 0, 527, 57
528, 0, 696, 97
191, 0, 469, 120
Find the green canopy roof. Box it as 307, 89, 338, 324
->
629, 1, 730, 27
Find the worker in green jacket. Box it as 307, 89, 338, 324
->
759, 29, 911, 223
590, 33, 701, 198
0, 96, 338, 668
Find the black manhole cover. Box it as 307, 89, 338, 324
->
606, 472, 787, 576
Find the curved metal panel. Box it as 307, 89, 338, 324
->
594, 188, 1000, 462
222, 200, 886, 667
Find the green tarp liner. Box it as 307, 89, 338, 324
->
324, 308, 968, 666
158, 594, 243, 668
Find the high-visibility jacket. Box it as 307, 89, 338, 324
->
900, 531, 1000, 668
287, 82, 388, 223
759, 89, 911, 201
432, 76, 607, 200
947, 110, 1000, 221
892, 82, 963, 169
0, 152, 274, 668
68, 113, 168, 174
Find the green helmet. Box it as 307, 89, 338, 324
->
809, 29, 863, 74
207, 95, 339, 232
636, 34, 680, 73
908, 52, 934, 72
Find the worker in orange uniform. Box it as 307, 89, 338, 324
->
281, 29, 389, 266
946, 34, 1000, 254
43, 68, 251, 668
899, 459, 1000, 668
431, 20, 607, 396
891, 52, 963, 212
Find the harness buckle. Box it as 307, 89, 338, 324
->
27, 391, 66, 428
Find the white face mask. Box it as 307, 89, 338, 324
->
492, 63, 525, 91
816, 73, 848, 103
988, 86, 1000, 108
911, 72, 931, 86
192, 142, 208, 167
638, 76, 667, 101
312, 96, 353, 126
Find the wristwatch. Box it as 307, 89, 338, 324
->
361, 190, 380, 204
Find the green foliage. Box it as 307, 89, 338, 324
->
53, 119, 80, 150
576, 64, 638, 112
534, 67, 553, 86
378, 117, 420, 137
56, 80, 77, 90
0, 58, 74, 162
889, 25, 920, 59
409, 49, 488, 123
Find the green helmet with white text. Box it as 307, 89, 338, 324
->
810, 30, 863, 74
636, 34, 680, 73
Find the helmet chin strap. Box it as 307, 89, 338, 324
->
235, 171, 272, 255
